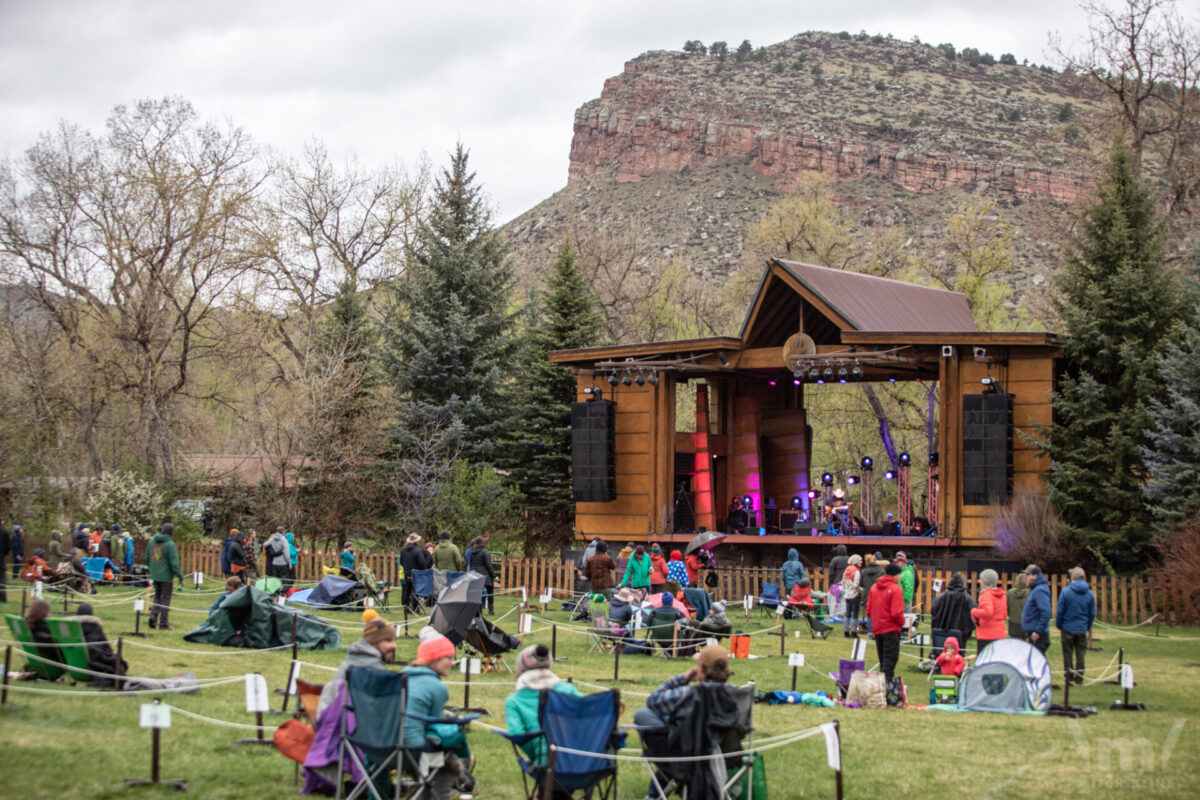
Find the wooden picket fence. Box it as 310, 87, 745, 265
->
162, 541, 1193, 625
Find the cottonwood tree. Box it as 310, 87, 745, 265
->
0, 98, 263, 481
923, 199, 1023, 331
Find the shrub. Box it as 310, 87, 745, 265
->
979, 52, 996, 66
86, 471, 165, 540
937, 42, 956, 60
992, 488, 1079, 573
682, 40, 707, 55
837, 31, 851, 40
1063, 124, 1082, 143
710, 40, 728, 58
1057, 102, 1074, 121
874, 79, 887, 91
735, 39, 753, 62
1150, 516, 1200, 624
1000, 53, 1017, 66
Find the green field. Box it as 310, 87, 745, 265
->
0, 585, 1196, 799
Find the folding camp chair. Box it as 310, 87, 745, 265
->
496, 688, 624, 800
800, 611, 832, 639
589, 614, 621, 654
461, 615, 519, 674
757, 582, 780, 617
929, 675, 958, 705
931, 628, 963, 660
46, 617, 94, 683
4, 613, 65, 681
829, 658, 864, 700
411, 569, 435, 613
647, 608, 682, 659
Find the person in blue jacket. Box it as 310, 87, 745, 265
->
780, 548, 808, 595
1056, 566, 1096, 684
1020, 564, 1052, 655
402, 633, 473, 798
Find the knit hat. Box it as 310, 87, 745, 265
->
980, 569, 999, 588
363, 617, 396, 646
76, 602, 94, 616
885, 562, 902, 576
848, 554, 862, 566
894, 551, 907, 564
670, 550, 683, 560
651, 544, 662, 554
440, 530, 451, 540
634, 545, 644, 556
362, 608, 380, 624
405, 533, 421, 545
514, 644, 552, 677
417, 634, 455, 663
418, 625, 441, 643
661, 592, 674, 606
711, 601, 726, 615
696, 645, 730, 681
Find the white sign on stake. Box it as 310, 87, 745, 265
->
459, 657, 481, 675
33, 581, 43, 598
821, 722, 841, 771
1121, 664, 1135, 690
244, 673, 270, 713
776, 602, 786, 616
932, 579, 944, 593
520, 587, 528, 606
365, 596, 375, 609
518, 613, 533, 634
743, 595, 754, 612
540, 589, 553, 606
705, 637, 718, 648
850, 638, 867, 662
193, 571, 203, 588
133, 597, 145, 612
788, 652, 805, 668
286, 661, 301, 696
140, 703, 172, 729
633, 613, 643, 631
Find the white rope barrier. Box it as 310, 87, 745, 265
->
166, 704, 279, 732
550, 724, 828, 763
0, 675, 245, 696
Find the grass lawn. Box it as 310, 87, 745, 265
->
1, 584, 1197, 799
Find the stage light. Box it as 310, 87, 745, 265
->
884, 470, 897, 480
899, 452, 911, 465
838, 367, 848, 383
717, 350, 730, 366
647, 372, 659, 386
851, 364, 864, 379
742, 495, 753, 509
816, 376, 825, 385
791, 496, 801, 509
808, 367, 820, 380
807, 490, 818, 499
847, 475, 859, 486
793, 378, 802, 386
915, 377, 922, 383
622, 373, 633, 386
768, 378, 777, 386
823, 367, 833, 380
889, 376, 897, 383
635, 370, 646, 386
929, 453, 938, 465
861, 456, 873, 469
608, 371, 619, 386
821, 472, 833, 486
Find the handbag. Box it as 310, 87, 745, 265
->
846, 669, 887, 709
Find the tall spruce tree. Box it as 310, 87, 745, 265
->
508, 242, 604, 520
382, 144, 516, 464
1046, 145, 1188, 566
1143, 306, 1200, 531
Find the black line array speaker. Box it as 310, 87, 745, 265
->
962, 393, 1013, 505
571, 399, 616, 503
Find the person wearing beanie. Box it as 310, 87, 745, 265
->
402, 633, 472, 798
696, 600, 732, 635
648, 544, 668, 594
47, 530, 66, 570
339, 541, 356, 573
316, 616, 398, 718
620, 545, 652, 591
584, 542, 617, 599
931, 573, 976, 647
971, 569, 1008, 654
617, 542, 635, 561
432, 531, 466, 572
827, 544, 849, 587
865, 561, 905, 681
71, 602, 127, 686
841, 554, 864, 637
504, 644, 582, 766
665, 550, 688, 588
147, 522, 183, 630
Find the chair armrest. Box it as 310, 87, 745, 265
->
492, 729, 544, 747
406, 711, 481, 726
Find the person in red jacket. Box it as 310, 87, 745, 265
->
865, 561, 905, 681
786, 578, 816, 611
648, 544, 669, 594
970, 569, 1008, 654
935, 636, 965, 678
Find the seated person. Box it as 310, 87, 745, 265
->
23, 598, 63, 674
694, 600, 732, 636
209, 576, 243, 615
504, 644, 582, 771
402, 633, 473, 800
608, 588, 636, 626
935, 636, 965, 678
72, 602, 127, 687
20, 548, 50, 582
317, 615, 397, 718
652, 593, 686, 623
786, 578, 818, 612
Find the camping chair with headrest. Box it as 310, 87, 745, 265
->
647, 608, 682, 659
800, 611, 832, 639
639, 682, 757, 800
829, 659, 865, 700
410, 569, 435, 613
930, 628, 963, 660
496, 688, 624, 800
4, 613, 65, 681
461, 614, 520, 674
757, 582, 780, 617
46, 617, 94, 684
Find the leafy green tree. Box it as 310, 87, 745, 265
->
508, 242, 603, 522
710, 41, 728, 59
1044, 145, 1189, 566
735, 40, 753, 62
381, 144, 517, 465
682, 40, 707, 55
1143, 307, 1200, 531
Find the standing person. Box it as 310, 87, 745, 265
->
619, 545, 652, 592
121, 529, 135, 574
575, 536, 602, 589
402, 634, 474, 799
1056, 567, 1096, 684
285, 531, 300, 585
147, 522, 184, 631
467, 536, 497, 614
584, 542, 616, 599
264, 528, 290, 580
895, 552, 917, 612
1006, 573, 1030, 639
220, 528, 238, 578
841, 554, 863, 638
971, 569, 1008, 654
931, 573, 976, 646
684, 545, 705, 587
432, 531, 465, 572
827, 544, 849, 587
859, 553, 884, 597
9, 523, 23, 581
865, 562, 905, 682
665, 550, 688, 588
47, 530, 66, 570
1020, 565, 1052, 655
339, 542, 356, 572
399, 533, 428, 612
780, 547, 808, 596
648, 544, 668, 595
109, 526, 125, 574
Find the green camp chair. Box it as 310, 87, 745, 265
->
47, 617, 94, 683
647, 608, 681, 658
3, 613, 65, 681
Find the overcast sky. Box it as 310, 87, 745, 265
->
0, 1, 1093, 223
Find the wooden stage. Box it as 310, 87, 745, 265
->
617, 533, 953, 548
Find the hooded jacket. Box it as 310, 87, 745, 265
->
971, 586, 1008, 640
264, 532, 290, 568
504, 670, 582, 764
898, 564, 916, 604
666, 553, 688, 587
400, 664, 450, 750
859, 562, 885, 596
1021, 574, 1051, 637
109, 534, 125, 568
285, 532, 299, 566
649, 551, 669, 584
931, 574, 976, 642
865, 574, 905, 634
317, 638, 389, 718
467, 545, 496, 585
47, 532, 65, 569
1005, 583, 1030, 638
935, 637, 965, 677
828, 544, 849, 586
781, 549, 808, 593
432, 539, 465, 572
399, 542, 431, 576
621, 552, 652, 588
1055, 579, 1096, 634
147, 527, 183, 583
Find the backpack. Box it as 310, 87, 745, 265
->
266, 537, 285, 559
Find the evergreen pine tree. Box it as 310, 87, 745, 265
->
1143, 307, 1200, 531
508, 242, 604, 521
382, 144, 516, 464
1046, 145, 1188, 565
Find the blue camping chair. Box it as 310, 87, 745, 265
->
336, 667, 477, 800
757, 582, 781, 616
82, 557, 118, 583
411, 569, 435, 612
496, 689, 624, 800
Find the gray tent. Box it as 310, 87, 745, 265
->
958, 638, 1051, 713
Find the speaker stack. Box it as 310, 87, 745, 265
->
571, 399, 616, 503
962, 393, 1013, 505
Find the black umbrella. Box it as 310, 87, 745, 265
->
685, 531, 727, 555
430, 571, 485, 643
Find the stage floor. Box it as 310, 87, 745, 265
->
649, 533, 952, 548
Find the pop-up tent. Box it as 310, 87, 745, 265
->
958, 638, 1051, 713
184, 586, 340, 650
304, 574, 366, 609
